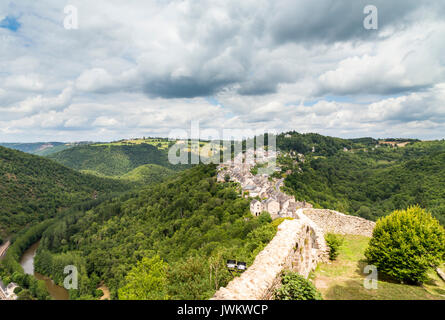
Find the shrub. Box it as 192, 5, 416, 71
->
325, 233, 344, 261
271, 217, 294, 230
258, 212, 272, 224
365, 206, 445, 284
274, 271, 323, 300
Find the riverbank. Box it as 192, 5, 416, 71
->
20, 241, 69, 300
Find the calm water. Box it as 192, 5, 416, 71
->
20, 241, 69, 300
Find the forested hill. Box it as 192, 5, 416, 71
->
276, 131, 420, 156
0, 146, 129, 235
48, 143, 189, 177
282, 140, 445, 224
36, 164, 278, 300
277, 132, 358, 156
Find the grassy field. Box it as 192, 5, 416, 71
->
93, 138, 171, 149
311, 235, 445, 300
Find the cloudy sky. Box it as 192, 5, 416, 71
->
1, 0, 445, 142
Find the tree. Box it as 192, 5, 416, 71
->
324, 233, 344, 261
274, 271, 322, 300
118, 255, 169, 300
365, 206, 445, 284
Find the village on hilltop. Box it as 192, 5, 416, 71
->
217, 148, 312, 219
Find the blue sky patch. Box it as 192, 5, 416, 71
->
0, 16, 21, 32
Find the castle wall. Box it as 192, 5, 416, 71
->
212, 211, 329, 300
302, 208, 375, 237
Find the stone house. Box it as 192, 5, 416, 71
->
262, 198, 280, 216
250, 200, 263, 216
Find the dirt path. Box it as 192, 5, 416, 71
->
97, 284, 110, 300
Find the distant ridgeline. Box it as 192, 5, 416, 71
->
276, 134, 445, 225
0, 146, 129, 235
276, 131, 421, 156
48, 142, 191, 177
0, 142, 90, 156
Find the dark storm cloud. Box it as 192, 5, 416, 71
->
2, 0, 445, 141
268, 0, 437, 44
142, 76, 234, 99
136, 0, 444, 99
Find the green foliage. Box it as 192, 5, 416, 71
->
0, 220, 52, 300
274, 271, 323, 300
48, 143, 189, 177
37, 164, 278, 299
282, 140, 445, 224
325, 233, 344, 260
277, 131, 358, 156
121, 164, 175, 184
17, 289, 34, 300
118, 256, 169, 300
14, 286, 23, 294
0, 146, 129, 234
365, 206, 445, 284
271, 217, 294, 230
250, 163, 266, 175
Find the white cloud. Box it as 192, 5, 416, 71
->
4, 86, 73, 114
0, 0, 445, 141
4, 74, 44, 91
92, 116, 119, 127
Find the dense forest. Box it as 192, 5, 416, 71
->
121, 164, 175, 184
0, 146, 129, 235
48, 143, 189, 177
281, 140, 445, 224
35, 165, 277, 299
276, 132, 365, 156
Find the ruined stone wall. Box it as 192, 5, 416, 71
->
302, 208, 375, 237
212, 212, 329, 300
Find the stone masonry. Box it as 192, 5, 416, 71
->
212, 210, 329, 300
302, 208, 375, 237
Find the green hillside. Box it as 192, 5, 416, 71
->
312, 234, 445, 300
121, 164, 175, 184
35, 164, 277, 300
0, 146, 129, 235
48, 143, 189, 177
277, 131, 358, 156
282, 140, 445, 224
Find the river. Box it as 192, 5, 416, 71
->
20, 241, 69, 300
